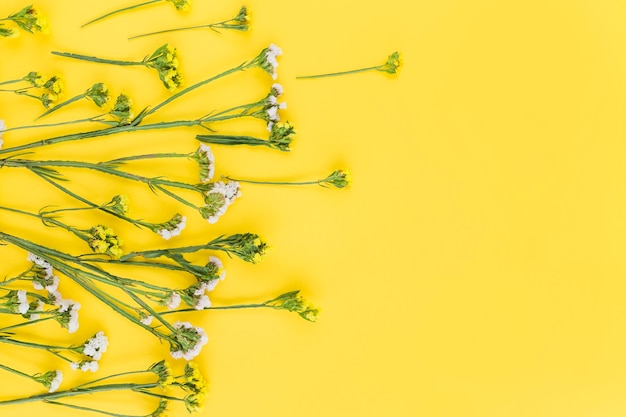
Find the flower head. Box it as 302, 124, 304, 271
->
150, 360, 175, 388
193, 144, 216, 182
23, 71, 45, 87
146, 44, 183, 91
106, 194, 130, 216
85, 82, 111, 107
378, 51, 402, 75
321, 169, 352, 189
154, 213, 187, 240
167, 0, 191, 11
33, 370, 63, 393
182, 362, 209, 412
267, 291, 321, 322
4, 290, 30, 315
110, 94, 134, 125
9, 5, 49, 34
151, 399, 170, 417
268, 121, 295, 151
165, 291, 181, 310
0, 26, 19, 38
52, 295, 81, 333
255, 44, 282, 80
79, 331, 108, 361
0, 119, 4, 149
200, 181, 241, 224
233, 5, 250, 30
70, 360, 99, 373
44, 75, 63, 95
87, 225, 124, 258
169, 321, 208, 361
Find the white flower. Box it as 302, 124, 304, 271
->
28, 253, 54, 277
16, 290, 29, 314
33, 275, 59, 292
265, 44, 283, 80
54, 297, 81, 333
199, 143, 216, 182
29, 300, 44, 321
169, 321, 208, 361
49, 370, 63, 393
82, 331, 108, 361
167, 292, 181, 310
141, 315, 154, 325
209, 256, 226, 281
0, 119, 5, 149
157, 216, 187, 240
205, 181, 241, 224
72, 361, 98, 372
271, 83, 284, 97
194, 294, 212, 310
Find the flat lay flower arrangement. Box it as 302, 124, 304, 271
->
0, 2, 398, 416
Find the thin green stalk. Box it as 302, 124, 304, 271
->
105, 152, 190, 164
0, 364, 34, 380
82, 0, 162, 28
162, 303, 267, 314
0, 382, 159, 406
0, 336, 74, 352
0, 317, 53, 332
37, 94, 86, 120
196, 134, 270, 147
1, 116, 110, 133
0, 79, 24, 86
296, 65, 379, 79
51, 51, 145, 67
45, 401, 143, 417
222, 175, 322, 186
74, 370, 151, 389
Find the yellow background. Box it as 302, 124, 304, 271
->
2, 0, 626, 416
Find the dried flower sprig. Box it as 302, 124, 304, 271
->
0, 72, 63, 108
37, 82, 111, 120
296, 51, 402, 79
82, 0, 191, 28
0, 45, 283, 156
130, 5, 250, 40
0, 5, 49, 37
52, 45, 183, 92
0, 364, 63, 393
0, 361, 208, 416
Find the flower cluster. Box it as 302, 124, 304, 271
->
0, 5, 49, 37
200, 181, 242, 224
145, 44, 184, 92
0, 71, 63, 108
182, 362, 210, 412
87, 225, 123, 258
153, 213, 187, 240
169, 321, 209, 360
193, 144, 216, 182
257, 44, 283, 80
33, 369, 63, 393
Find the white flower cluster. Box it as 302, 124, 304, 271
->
192, 256, 226, 310
27, 253, 79, 331
82, 331, 108, 361
157, 215, 187, 240
170, 321, 208, 361
167, 291, 181, 310
206, 181, 241, 224
198, 143, 215, 182
16, 290, 29, 315
265, 44, 282, 80
0, 119, 5, 149
266, 92, 287, 132
70, 361, 99, 372
49, 370, 63, 393
29, 300, 45, 321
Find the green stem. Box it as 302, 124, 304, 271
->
105, 152, 190, 164
51, 51, 145, 67
196, 134, 270, 147
0, 382, 159, 406
296, 65, 380, 79
0, 205, 89, 241
36, 94, 86, 120
1, 116, 109, 133
0, 364, 34, 381
222, 175, 322, 186
162, 303, 267, 314
129, 23, 215, 40
81, 0, 162, 28
145, 61, 249, 118
0, 336, 73, 352
74, 370, 151, 389
45, 401, 144, 417
0, 317, 53, 332
0, 79, 24, 86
